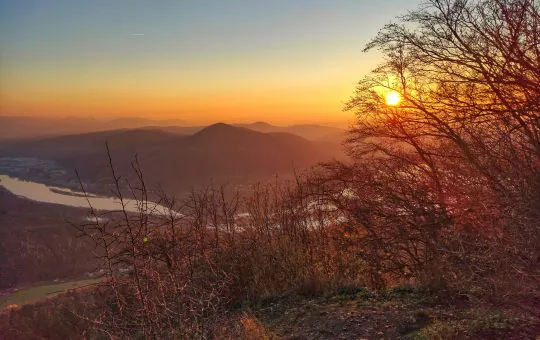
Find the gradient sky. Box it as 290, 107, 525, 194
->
0, 0, 422, 125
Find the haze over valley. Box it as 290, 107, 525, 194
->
0, 119, 346, 197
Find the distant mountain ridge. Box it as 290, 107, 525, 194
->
1, 123, 344, 195
0, 116, 346, 143
152, 122, 346, 142
0, 116, 186, 141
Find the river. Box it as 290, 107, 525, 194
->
0, 174, 174, 215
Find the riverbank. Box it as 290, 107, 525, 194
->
1, 278, 102, 309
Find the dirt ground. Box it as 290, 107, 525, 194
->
245, 289, 540, 339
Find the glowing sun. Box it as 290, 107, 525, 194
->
385, 91, 402, 106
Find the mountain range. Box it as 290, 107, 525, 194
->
1, 123, 345, 195
154, 122, 346, 143
0, 116, 347, 143
0, 116, 187, 141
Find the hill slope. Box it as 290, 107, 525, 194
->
1, 124, 343, 194
155, 122, 346, 142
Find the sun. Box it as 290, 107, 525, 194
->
385, 91, 402, 106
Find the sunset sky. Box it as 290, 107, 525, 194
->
0, 0, 422, 125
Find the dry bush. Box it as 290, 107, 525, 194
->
70, 145, 367, 338
72, 150, 237, 338
214, 180, 367, 299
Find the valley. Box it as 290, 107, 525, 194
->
0, 120, 345, 297
1, 0, 539, 337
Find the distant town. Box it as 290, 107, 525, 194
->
0, 157, 69, 183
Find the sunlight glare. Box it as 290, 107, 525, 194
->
385, 91, 401, 106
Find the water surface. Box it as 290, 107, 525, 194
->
0, 174, 172, 214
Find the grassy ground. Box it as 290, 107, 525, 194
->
240, 287, 540, 339
0, 278, 101, 308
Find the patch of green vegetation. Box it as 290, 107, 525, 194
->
324, 284, 373, 303
374, 284, 441, 308
409, 320, 466, 340
379, 284, 417, 299
0, 278, 101, 308
409, 308, 519, 340
391, 284, 416, 294
338, 285, 371, 297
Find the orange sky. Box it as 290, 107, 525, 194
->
1, 53, 381, 125
0, 1, 421, 125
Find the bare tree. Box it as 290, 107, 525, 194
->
337, 0, 539, 294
